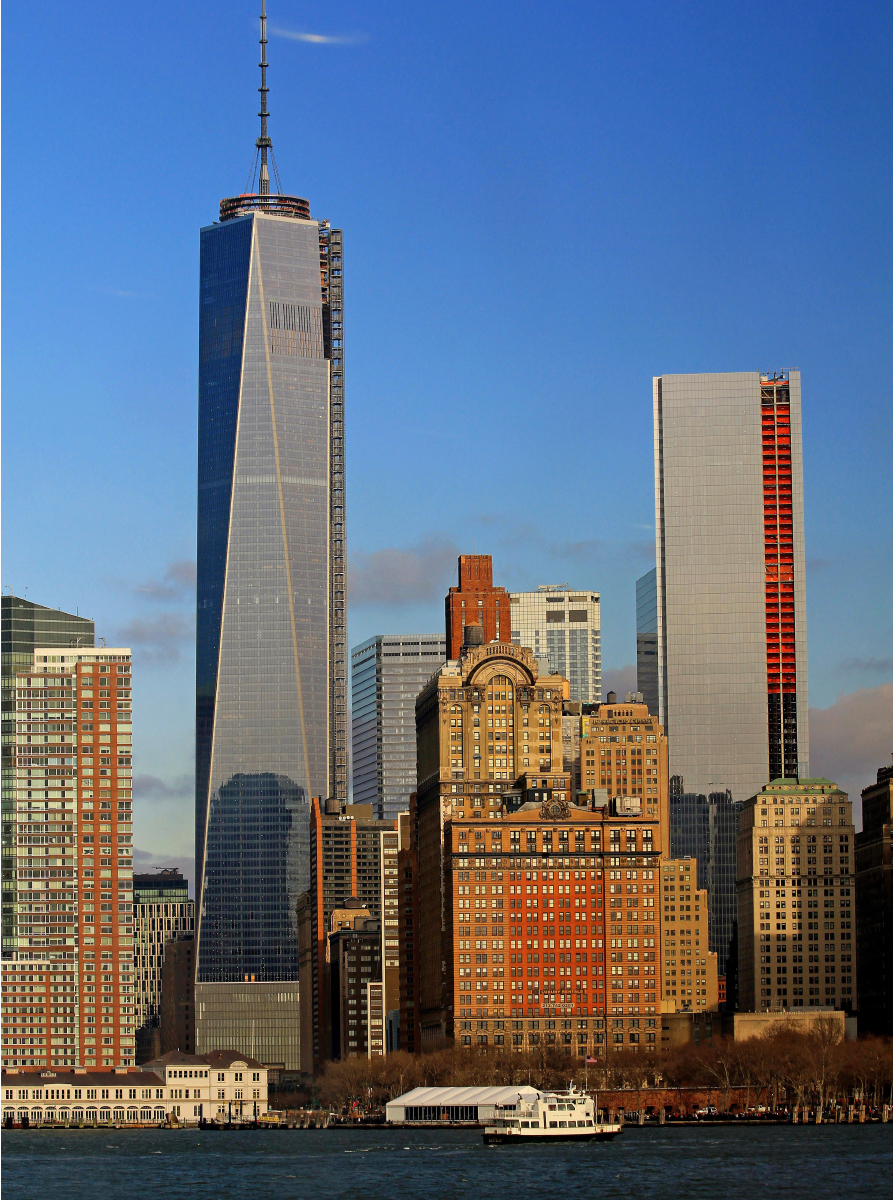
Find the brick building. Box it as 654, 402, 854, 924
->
2, 646, 135, 1070
445, 556, 511, 661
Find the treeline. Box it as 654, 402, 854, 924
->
313, 1020, 893, 1113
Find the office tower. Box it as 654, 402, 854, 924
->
855, 760, 893, 1034
2, 645, 134, 1070
579, 697, 670, 840
297, 800, 399, 1072
509, 586, 601, 703
737, 778, 855, 1013
2, 598, 95, 965
195, 9, 345, 1014
652, 372, 809, 799
351, 634, 447, 821
635, 569, 659, 717
133, 870, 194, 1060
445, 556, 511, 660
160, 933, 196, 1054
669, 789, 741, 981
659, 857, 719, 1013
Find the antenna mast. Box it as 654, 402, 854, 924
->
257, 2, 271, 195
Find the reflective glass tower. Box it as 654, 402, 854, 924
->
195, 6, 346, 987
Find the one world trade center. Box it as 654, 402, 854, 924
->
194, 3, 347, 1007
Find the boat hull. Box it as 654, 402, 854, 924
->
483, 1128, 620, 1145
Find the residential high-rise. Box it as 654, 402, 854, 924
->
652, 372, 809, 799
195, 8, 345, 1013
659, 856, 719, 1013
509, 586, 601, 703
2, 645, 135, 1070
133, 870, 194, 1060
737, 778, 855, 1013
445, 556, 511, 660
297, 800, 400, 1073
855, 760, 893, 1034
669, 788, 741, 980
635, 569, 659, 718
2, 598, 95, 965
351, 634, 447, 821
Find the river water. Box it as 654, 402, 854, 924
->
2, 1125, 890, 1199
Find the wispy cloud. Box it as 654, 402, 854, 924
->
134, 559, 197, 603
96, 286, 154, 299
839, 656, 893, 673
807, 557, 833, 573
349, 536, 459, 606
133, 773, 194, 803
115, 614, 194, 662
271, 27, 368, 45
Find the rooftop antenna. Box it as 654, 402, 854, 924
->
257, 2, 271, 195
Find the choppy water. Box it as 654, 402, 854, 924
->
2, 1125, 890, 1199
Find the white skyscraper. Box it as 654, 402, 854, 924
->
652, 371, 809, 801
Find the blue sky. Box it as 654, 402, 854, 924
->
3, 1, 891, 885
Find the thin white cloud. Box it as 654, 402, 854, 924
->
349, 536, 459, 606
115, 614, 194, 663
271, 27, 367, 45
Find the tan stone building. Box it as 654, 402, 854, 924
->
579, 697, 670, 849
659, 857, 719, 1013
738, 778, 856, 1012
410, 629, 673, 1055
414, 629, 570, 1044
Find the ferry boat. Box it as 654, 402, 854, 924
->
482, 1084, 621, 1145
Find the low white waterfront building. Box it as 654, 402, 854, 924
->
386, 1084, 540, 1125
2, 1049, 268, 1126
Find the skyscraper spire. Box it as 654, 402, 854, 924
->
257, 2, 271, 195
220, 2, 309, 219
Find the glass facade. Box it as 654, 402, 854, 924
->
509, 589, 601, 703
195, 981, 300, 1069
196, 211, 334, 984
635, 569, 659, 718
669, 789, 741, 978
351, 635, 447, 820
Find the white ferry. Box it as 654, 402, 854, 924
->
482, 1084, 621, 1144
